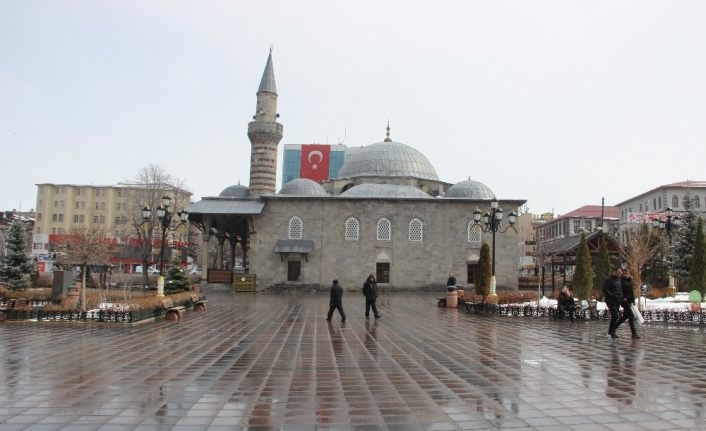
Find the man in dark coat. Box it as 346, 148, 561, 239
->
603, 267, 624, 339
557, 285, 576, 321
363, 274, 381, 320
446, 273, 457, 291
615, 269, 640, 339
326, 279, 346, 322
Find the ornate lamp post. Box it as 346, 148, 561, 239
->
652, 207, 678, 296
473, 200, 517, 304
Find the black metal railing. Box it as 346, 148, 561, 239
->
0, 297, 197, 323
461, 300, 706, 324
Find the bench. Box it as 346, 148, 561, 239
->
190, 294, 207, 312
161, 298, 186, 321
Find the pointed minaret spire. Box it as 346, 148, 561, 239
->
248, 50, 283, 196
258, 48, 277, 94
384, 120, 392, 142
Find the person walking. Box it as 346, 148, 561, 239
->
363, 274, 381, 320
615, 269, 640, 339
603, 267, 624, 339
326, 279, 346, 322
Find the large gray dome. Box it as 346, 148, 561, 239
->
444, 179, 495, 199
337, 141, 439, 181
219, 184, 250, 198
278, 178, 328, 196
339, 183, 432, 199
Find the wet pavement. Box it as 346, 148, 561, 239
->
1, 290, 706, 431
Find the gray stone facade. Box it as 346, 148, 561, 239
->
249, 196, 523, 290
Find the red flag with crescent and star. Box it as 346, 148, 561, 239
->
300, 144, 330, 182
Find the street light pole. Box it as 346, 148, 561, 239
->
652, 207, 677, 296
142, 195, 189, 293
473, 200, 517, 304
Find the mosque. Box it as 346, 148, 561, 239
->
189, 52, 525, 291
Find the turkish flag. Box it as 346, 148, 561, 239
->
300, 144, 330, 182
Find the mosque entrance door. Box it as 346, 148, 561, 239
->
287, 261, 301, 281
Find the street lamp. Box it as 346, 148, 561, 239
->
652, 207, 678, 295
142, 195, 189, 276
473, 199, 517, 304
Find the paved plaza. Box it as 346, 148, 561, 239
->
1, 290, 706, 431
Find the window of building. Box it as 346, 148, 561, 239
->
81, 202, 85, 209
51, 228, 56, 234
121, 216, 127, 224
96, 189, 100, 197
408, 218, 423, 241
79, 215, 84, 223
288, 216, 303, 239
117, 189, 122, 197
672, 195, 678, 208
345, 217, 359, 240
585, 220, 592, 231
55, 187, 60, 194
653, 199, 657, 211
54, 201, 58, 208
101, 202, 106, 210
658, 196, 662, 209
95, 202, 100, 210
468, 222, 481, 243
639, 204, 642, 212
74, 215, 79, 223
58, 214, 63, 222
75, 201, 80, 209
573, 220, 581, 234
76, 188, 81, 195
287, 261, 301, 281
115, 217, 121, 225
99, 215, 105, 224
93, 216, 99, 224
116, 203, 122, 211
376, 262, 390, 283
683, 196, 689, 208
694, 196, 701, 208
467, 263, 478, 284
52, 214, 57, 222
377, 218, 391, 241
37, 213, 42, 221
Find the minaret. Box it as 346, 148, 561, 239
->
248, 49, 283, 196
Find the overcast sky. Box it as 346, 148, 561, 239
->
2, 1, 705, 215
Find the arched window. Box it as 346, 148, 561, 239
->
672, 195, 679, 208
288, 216, 303, 239
468, 222, 481, 243
345, 217, 359, 241
695, 196, 701, 208
409, 218, 423, 242
377, 218, 391, 241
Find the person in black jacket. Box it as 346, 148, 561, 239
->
363, 274, 381, 320
326, 279, 346, 322
603, 267, 624, 339
557, 285, 576, 321
615, 269, 640, 339
446, 273, 457, 292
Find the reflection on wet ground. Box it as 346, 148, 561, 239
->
1, 290, 706, 430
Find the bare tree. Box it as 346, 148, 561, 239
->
123, 164, 189, 287
621, 224, 665, 298
56, 226, 118, 311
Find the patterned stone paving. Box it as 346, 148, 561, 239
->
1, 289, 706, 430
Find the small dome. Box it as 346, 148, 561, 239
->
337, 141, 439, 181
444, 179, 495, 199
278, 178, 328, 196
339, 183, 432, 199
219, 184, 250, 198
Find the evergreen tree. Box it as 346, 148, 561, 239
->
1, 220, 34, 290
475, 242, 492, 301
673, 197, 699, 286
688, 217, 706, 296
573, 232, 593, 300
165, 259, 191, 293
594, 234, 611, 297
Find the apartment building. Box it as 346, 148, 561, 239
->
33, 183, 192, 271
